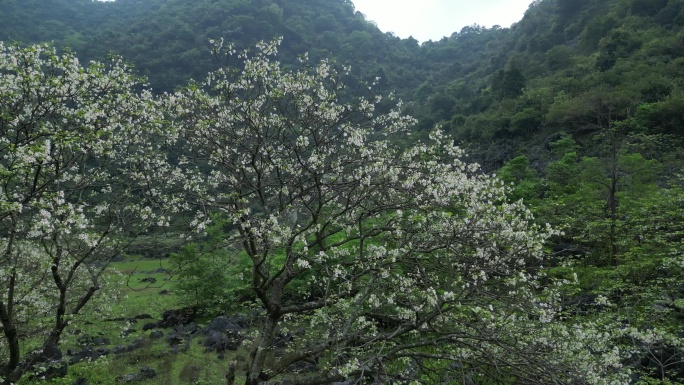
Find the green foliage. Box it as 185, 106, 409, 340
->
0, 42, 176, 384
631, 0, 669, 17
556, 0, 591, 15
540, 147, 663, 266
596, 27, 644, 71
161, 38, 639, 384
509, 107, 542, 134
171, 215, 252, 314
498, 155, 541, 203
0, 0, 425, 94
580, 15, 619, 51
527, 131, 684, 382
491, 64, 526, 99
549, 133, 579, 156
110, 258, 177, 318
3, 0, 684, 160
545, 44, 574, 71
634, 94, 684, 135
2, 0, 684, 382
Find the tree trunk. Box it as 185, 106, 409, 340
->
0, 307, 20, 385
608, 163, 619, 266
0, 276, 20, 385
245, 314, 280, 385
226, 360, 236, 385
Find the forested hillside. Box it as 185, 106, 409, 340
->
3, 0, 682, 156
0, 0, 422, 95
1, 0, 684, 384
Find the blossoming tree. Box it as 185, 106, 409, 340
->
169, 39, 630, 385
0, 43, 178, 384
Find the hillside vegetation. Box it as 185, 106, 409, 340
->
1, 0, 684, 383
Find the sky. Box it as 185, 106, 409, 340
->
351, 0, 533, 42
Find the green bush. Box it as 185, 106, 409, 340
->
171, 215, 254, 314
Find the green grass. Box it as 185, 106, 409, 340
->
17, 256, 251, 385
109, 257, 177, 319
29, 335, 249, 385
101, 257, 248, 384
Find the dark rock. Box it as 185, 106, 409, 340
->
112, 339, 145, 354
149, 330, 164, 340
25, 344, 68, 380
77, 334, 110, 347
226, 330, 244, 350
139, 277, 157, 284
158, 290, 169, 295
204, 316, 242, 334
164, 322, 198, 345
40, 362, 68, 380
232, 313, 256, 328
166, 330, 185, 346
142, 322, 158, 331
92, 336, 111, 346
183, 321, 199, 334
68, 347, 110, 365
159, 307, 196, 328
133, 314, 153, 320
204, 331, 229, 353
204, 330, 243, 352
116, 366, 157, 383
139, 366, 156, 379
39, 344, 61, 360
289, 360, 317, 373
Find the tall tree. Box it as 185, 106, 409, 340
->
0, 43, 177, 384
167, 39, 630, 385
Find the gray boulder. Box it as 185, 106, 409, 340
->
204, 330, 243, 352
149, 330, 164, 340
26, 344, 68, 380
116, 366, 156, 383
68, 347, 110, 364
204, 316, 242, 334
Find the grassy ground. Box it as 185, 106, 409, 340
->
19, 257, 247, 385
111, 257, 177, 319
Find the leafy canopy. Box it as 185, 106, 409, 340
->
167, 38, 631, 385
